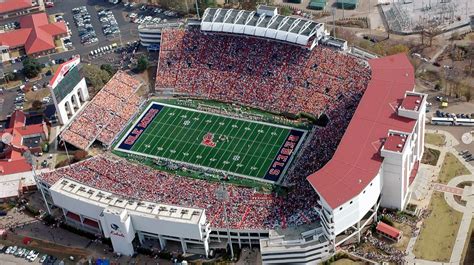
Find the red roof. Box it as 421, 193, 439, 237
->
376, 221, 401, 239
383, 133, 407, 153
0, 13, 67, 55
0, 0, 31, 14
307, 54, 417, 209
0, 160, 31, 175
0, 110, 46, 175
400, 94, 423, 111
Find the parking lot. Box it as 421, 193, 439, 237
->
46, 0, 137, 51
0, 89, 19, 120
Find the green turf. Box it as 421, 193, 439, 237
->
115, 102, 306, 182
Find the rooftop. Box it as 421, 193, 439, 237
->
400, 93, 423, 112
383, 132, 408, 153
0, 13, 67, 55
307, 53, 418, 209
376, 221, 401, 239
0, 0, 32, 14
0, 110, 47, 176
51, 178, 204, 224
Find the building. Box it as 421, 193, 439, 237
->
308, 0, 327, 10
48, 178, 210, 256
376, 222, 402, 242
35, 53, 425, 264
335, 0, 359, 9
48, 57, 89, 126
201, 5, 327, 50
0, 12, 67, 60
0, 0, 43, 21
0, 110, 49, 175
306, 53, 425, 249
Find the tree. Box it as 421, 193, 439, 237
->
461, 82, 473, 102
73, 150, 88, 162
135, 55, 149, 73
82, 64, 111, 95
31, 100, 43, 110
386, 44, 409, 56
100, 64, 117, 76
22, 57, 42, 78
280, 6, 292, 16
466, 43, 474, 76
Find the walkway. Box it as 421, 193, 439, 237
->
404, 129, 474, 265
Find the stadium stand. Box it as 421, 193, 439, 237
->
60, 71, 143, 150
40, 155, 320, 230
155, 28, 371, 117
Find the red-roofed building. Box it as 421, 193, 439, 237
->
376, 221, 402, 242
0, 0, 42, 21
0, 12, 67, 60
0, 110, 48, 176
307, 53, 426, 247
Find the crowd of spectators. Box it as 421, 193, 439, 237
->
61, 71, 144, 150
156, 28, 370, 117
40, 155, 320, 230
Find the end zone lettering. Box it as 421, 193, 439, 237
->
117, 104, 164, 150
264, 130, 304, 181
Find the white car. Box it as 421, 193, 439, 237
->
5, 246, 13, 254
25, 250, 34, 259
39, 254, 47, 263
29, 251, 39, 261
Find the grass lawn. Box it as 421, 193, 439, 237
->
54, 153, 70, 168
438, 152, 471, 184
413, 192, 463, 262
24, 87, 51, 110
393, 221, 413, 252
425, 133, 445, 146
421, 147, 441, 166
332, 259, 365, 265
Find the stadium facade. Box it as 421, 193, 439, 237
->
48, 57, 89, 126
36, 6, 426, 265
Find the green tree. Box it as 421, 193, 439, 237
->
22, 57, 42, 79
280, 6, 292, 16
82, 64, 111, 95
135, 55, 149, 73
100, 64, 117, 76
32, 100, 43, 110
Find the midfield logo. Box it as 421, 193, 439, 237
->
201, 133, 216, 148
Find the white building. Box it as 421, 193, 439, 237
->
48, 178, 211, 256
201, 6, 327, 50
307, 53, 426, 248
48, 57, 89, 126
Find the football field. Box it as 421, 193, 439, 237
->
115, 102, 306, 182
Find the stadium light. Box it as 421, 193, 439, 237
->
216, 182, 234, 260
24, 150, 51, 214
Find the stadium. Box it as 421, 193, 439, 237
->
36, 6, 426, 264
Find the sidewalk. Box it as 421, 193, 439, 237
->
405, 129, 474, 264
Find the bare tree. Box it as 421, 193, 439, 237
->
417, 20, 442, 47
